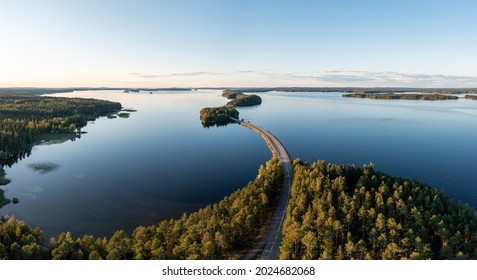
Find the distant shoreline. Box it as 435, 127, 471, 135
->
2, 87, 477, 96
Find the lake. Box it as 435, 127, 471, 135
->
1, 90, 476, 239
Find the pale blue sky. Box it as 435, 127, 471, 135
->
1, 0, 477, 87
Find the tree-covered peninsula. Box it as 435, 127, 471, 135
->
279, 160, 477, 260
0, 95, 122, 166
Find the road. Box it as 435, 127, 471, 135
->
234, 119, 292, 260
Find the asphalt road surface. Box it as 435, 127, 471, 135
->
239, 121, 292, 260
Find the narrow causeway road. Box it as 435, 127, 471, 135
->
234, 119, 293, 260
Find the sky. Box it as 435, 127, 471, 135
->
1, 0, 477, 88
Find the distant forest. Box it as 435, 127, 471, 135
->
343, 93, 459, 100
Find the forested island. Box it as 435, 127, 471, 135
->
279, 160, 477, 260
0, 95, 122, 208
200, 106, 239, 127
199, 90, 262, 127
343, 93, 459, 100
465, 95, 477, 100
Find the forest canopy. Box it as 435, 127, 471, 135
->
199, 106, 239, 127
279, 160, 477, 260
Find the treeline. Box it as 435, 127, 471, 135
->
343, 93, 459, 100
279, 160, 477, 260
465, 95, 477, 100
0, 158, 283, 259
1, 95, 122, 166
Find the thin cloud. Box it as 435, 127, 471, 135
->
126, 70, 477, 87
170, 71, 220, 77
255, 70, 477, 87
236, 70, 257, 74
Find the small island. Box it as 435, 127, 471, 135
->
343, 93, 459, 100
465, 95, 477, 100
222, 90, 262, 106
200, 106, 239, 127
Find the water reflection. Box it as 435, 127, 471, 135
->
28, 162, 60, 174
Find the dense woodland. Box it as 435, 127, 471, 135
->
343, 93, 459, 100
279, 160, 477, 260
0, 158, 283, 259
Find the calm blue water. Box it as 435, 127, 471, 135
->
239, 91, 477, 208
1, 90, 476, 238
